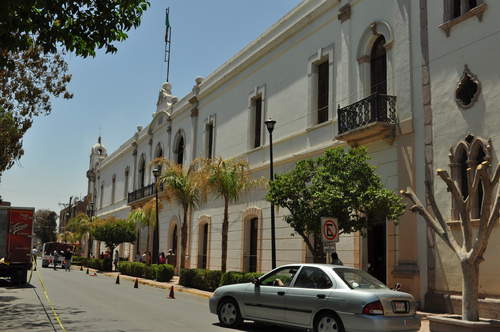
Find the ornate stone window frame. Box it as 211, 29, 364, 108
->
440, 2, 486, 37
307, 43, 334, 128
454, 65, 481, 110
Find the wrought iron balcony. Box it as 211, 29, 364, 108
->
127, 182, 163, 204
335, 92, 397, 146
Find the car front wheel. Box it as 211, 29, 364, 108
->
315, 311, 344, 332
218, 298, 243, 328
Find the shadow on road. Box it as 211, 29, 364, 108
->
0, 278, 36, 289
213, 322, 306, 332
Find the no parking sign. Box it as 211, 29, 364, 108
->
321, 217, 339, 243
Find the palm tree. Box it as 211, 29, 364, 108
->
153, 157, 208, 269
127, 198, 163, 264
66, 212, 93, 253
207, 157, 266, 273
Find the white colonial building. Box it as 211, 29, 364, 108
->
83, 0, 500, 316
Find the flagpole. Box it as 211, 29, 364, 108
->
165, 7, 171, 83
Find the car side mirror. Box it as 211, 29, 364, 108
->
252, 278, 260, 286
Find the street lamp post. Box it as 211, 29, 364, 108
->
153, 168, 160, 265
265, 118, 277, 269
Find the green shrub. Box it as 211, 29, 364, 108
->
156, 264, 174, 282
102, 258, 112, 272
71, 257, 85, 266
220, 271, 246, 286
220, 271, 264, 286
118, 261, 131, 274
144, 264, 158, 280
179, 268, 221, 292
130, 262, 146, 277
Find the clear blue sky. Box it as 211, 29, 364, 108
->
1, 0, 303, 218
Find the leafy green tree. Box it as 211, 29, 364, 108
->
0, 112, 24, 179
0, 47, 72, 179
1, 0, 149, 179
127, 198, 162, 264
90, 216, 136, 259
266, 146, 406, 262
154, 158, 208, 269
207, 157, 266, 273
0, 0, 150, 69
34, 209, 58, 244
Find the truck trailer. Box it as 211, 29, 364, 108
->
0, 206, 35, 284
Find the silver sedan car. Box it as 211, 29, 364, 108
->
209, 264, 420, 332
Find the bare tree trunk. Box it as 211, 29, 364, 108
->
461, 260, 480, 321
300, 233, 321, 263
221, 197, 229, 273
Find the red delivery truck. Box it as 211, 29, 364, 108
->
0, 206, 35, 284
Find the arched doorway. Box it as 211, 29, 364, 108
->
367, 214, 387, 284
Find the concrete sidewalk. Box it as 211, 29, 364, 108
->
87, 267, 434, 332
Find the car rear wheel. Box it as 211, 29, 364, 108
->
218, 298, 243, 328
315, 311, 344, 332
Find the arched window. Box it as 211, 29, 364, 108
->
371, 35, 387, 95
450, 135, 490, 220
198, 223, 208, 269
242, 208, 262, 272
139, 156, 146, 188
176, 137, 184, 165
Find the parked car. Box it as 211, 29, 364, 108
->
209, 264, 420, 332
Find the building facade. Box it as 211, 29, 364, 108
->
85, 0, 500, 315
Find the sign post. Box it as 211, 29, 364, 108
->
321, 217, 339, 262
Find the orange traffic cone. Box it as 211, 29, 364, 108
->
134, 278, 138, 288
86, 267, 89, 274
116, 274, 120, 285
168, 285, 175, 299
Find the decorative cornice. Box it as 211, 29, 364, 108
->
338, 3, 351, 23
188, 96, 198, 105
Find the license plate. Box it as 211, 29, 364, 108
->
393, 301, 407, 313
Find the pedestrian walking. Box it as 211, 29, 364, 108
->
32, 246, 38, 271
114, 250, 119, 271
159, 252, 166, 264
64, 248, 73, 271
53, 250, 59, 270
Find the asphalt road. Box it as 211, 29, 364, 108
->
0, 259, 302, 332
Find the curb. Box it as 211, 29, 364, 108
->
86, 268, 213, 299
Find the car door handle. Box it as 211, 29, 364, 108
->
277, 291, 286, 296
316, 294, 326, 299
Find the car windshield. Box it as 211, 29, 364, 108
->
333, 268, 389, 290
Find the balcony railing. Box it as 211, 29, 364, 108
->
128, 182, 163, 204
335, 93, 397, 146
337, 92, 396, 134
